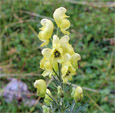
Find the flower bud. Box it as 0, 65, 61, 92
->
42, 105, 50, 113
71, 86, 83, 102
57, 86, 64, 98
34, 79, 46, 97
44, 89, 53, 105
70, 53, 81, 69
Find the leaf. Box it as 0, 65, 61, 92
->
75, 102, 88, 113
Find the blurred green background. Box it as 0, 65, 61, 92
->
0, 0, 115, 112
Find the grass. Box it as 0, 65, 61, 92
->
0, 0, 115, 113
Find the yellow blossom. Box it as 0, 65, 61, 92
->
61, 54, 76, 83
34, 79, 46, 97
40, 48, 53, 77
60, 35, 81, 69
38, 19, 54, 47
40, 48, 58, 77
53, 7, 70, 35
51, 35, 64, 63
40, 48, 52, 70
60, 35, 74, 55
70, 53, 81, 69
44, 89, 53, 105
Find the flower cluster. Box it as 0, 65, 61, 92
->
39, 7, 81, 83
34, 7, 83, 112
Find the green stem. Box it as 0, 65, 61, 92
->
58, 63, 61, 80
52, 68, 60, 81
60, 107, 65, 113
53, 64, 65, 112
70, 101, 76, 113
46, 92, 59, 107
58, 63, 63, 88
52, 75, 60, 86
56, 27, 59, 35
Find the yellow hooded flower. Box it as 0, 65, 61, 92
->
53, 7, 70, 35
38, 19, 54, 47
70, 53, 81, 69
51, 35, 64, 63
60, 35, 81, 69
60, 35, 74, 55
40, 48, 52, 70
40, 48, 58, 77
61, 54, 76, 83
71, 86, 83, 102
40, 48, 53, 77
44, 89, 53, 105
34, 79, 46, 97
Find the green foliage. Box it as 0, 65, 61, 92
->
0, 0, 114, 113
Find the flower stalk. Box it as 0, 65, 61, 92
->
33, 7, 83, 112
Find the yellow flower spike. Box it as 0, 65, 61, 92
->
53, 7, 70, 35
61, 54, 76, 83
73, 86, 83, 102
70, 53, 81, 69
38, 19, 54, 47
51, 35, 64, 63
34, 79, 46, 97
44, 89, 53, 105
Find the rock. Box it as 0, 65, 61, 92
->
3, 78, 36, 106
